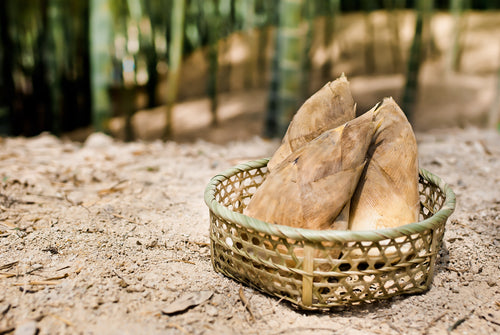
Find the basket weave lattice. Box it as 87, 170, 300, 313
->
204, 158, 456, 309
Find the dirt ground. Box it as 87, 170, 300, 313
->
0, 126, 499, 335
1, 9, 500, 335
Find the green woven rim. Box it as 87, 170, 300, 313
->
204, 158, 456, 242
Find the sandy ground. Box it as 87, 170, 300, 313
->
0, 126, 499, 335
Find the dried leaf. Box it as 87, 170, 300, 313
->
161, 290, 213, 315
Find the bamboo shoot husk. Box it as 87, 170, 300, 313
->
349, 97, 420, 231
267, 74, 356, 171
245, 109, 378, 230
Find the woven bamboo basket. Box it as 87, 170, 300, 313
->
204, 158, 456, 310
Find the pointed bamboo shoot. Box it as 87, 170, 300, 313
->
267, 75, 356, 171
245, 109, 378, 230
349, 97, 420, 231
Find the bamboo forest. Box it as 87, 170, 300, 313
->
0, 0, 499, 141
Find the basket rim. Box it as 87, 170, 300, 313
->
204, 158, 456, 243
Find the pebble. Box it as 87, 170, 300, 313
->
205, 304, 219, 317
14, 321, 38, 335
84, 132, 114, 148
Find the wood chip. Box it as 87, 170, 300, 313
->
190, 241, 210, 247
447, 309, 475, 332
0, 261, 18, 271
12, 280, 61, 286
25, 264, 43, 275
478, 140, 492, 155
161, 290, 213, 315
423, 312, 446, 335
0, 272, 16, 279
111, 213, 140, 224
56, 265, 70, 272
97, 180, 128, 196
44, 273, 68, 281
166, 259, 195, 265
239, 286, 256, 321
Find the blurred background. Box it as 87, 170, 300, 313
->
0, 0, 499, 143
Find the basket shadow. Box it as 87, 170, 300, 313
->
434, 241, 451, 274
269, 288, 423, 315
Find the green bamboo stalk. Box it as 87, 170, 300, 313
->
321, 0, 341, 82
70, 1, 92, 130
184, 0, 202, 51
448, 0, 469, 73
45, 0, 65, 134
488, 39, 500, 130
214, 0, 229, 93
163, 0, 186, 139
401, 0, 426, 122
204, 0, 220, 127
255, 0, 276, 88
0, 0, 14, 135
207, 47, 219, 126
109, 0, 136, 140
264, 1, 282, 138
301, 0, 314, 97
207, 49, 219, 126
124, 0, 149, 141
242, 0, 257, 89
362, 0, 375, 74
274, 0, 304, 137
89, 0, 113, 132
384, 0, 403, 73
142, 0, 159, 108
128, 0, 158, 103
33, 0, 51, 134
126, 0, 142, 19
256, 26, 269, 88
421, 0, 437, 59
